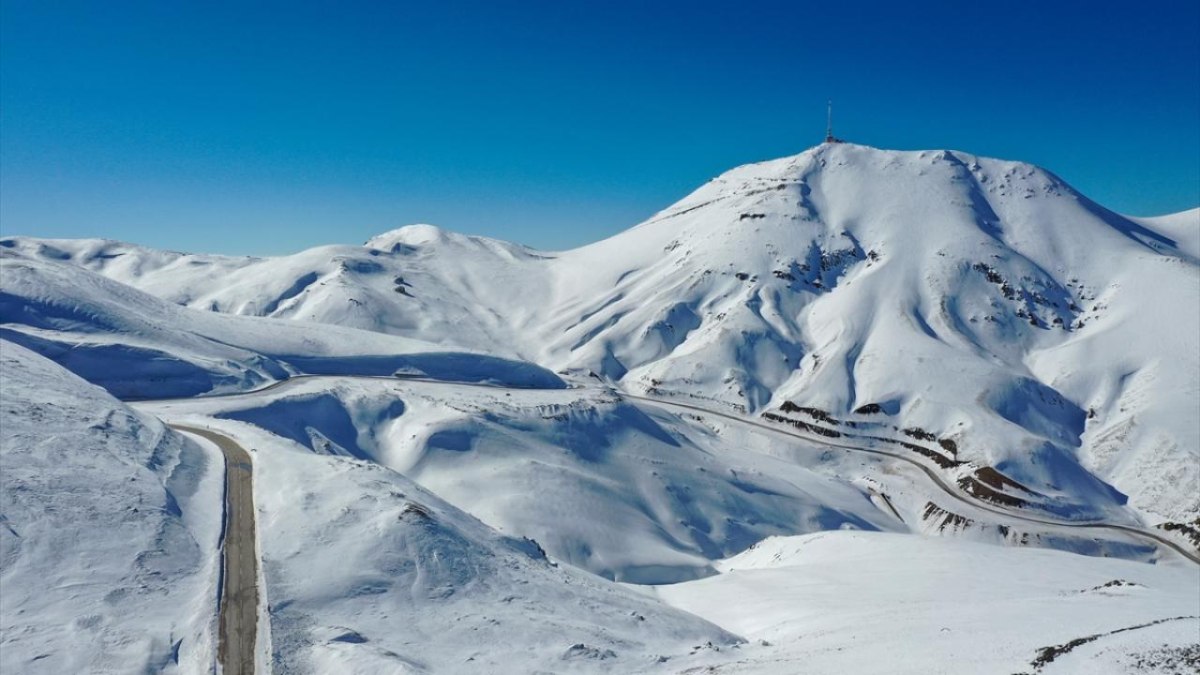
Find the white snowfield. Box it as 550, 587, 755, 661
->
654, 531, 1200, 675
1, 142, 1198, 674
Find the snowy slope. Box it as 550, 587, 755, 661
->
540, 145, 1199, 527
653, 530, 1200, 675
134, 415, 740, 674
1127, 207, 1200, 260
139, 377, 905, 584
139, 375, 1168, 592
0, 227, 546, 357
10, 144, 1195, 527
0, 341, 221, 673
0, 250, 562, 398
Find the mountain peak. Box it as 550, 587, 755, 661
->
671, 142, 1075, 226
364, 223, 450, 251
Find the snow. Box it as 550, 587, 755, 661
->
0, 341, 222, 673
0, 249, 563, 397
138, 377, 909, 585
132, 415, 739, 673
652, 531, 1200, 674
1126, 207, 1200, 260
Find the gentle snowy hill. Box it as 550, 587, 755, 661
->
0, 342, 739, 673
0, 227, 545, 358
0, 341, 221, 673
10, 143, 1195, 527
654, 531, 1200, 674
1127, 207, 1200, 260
139, 377, 906, 584
0, 250, 562, 398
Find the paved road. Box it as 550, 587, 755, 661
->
624, 393, 1200, 565
173, 425, 259, 675
138, 375, 1198, 566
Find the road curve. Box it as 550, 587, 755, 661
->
173, 425, 260, 675
625, 393, 1200, 566
135, 375, 1198, 566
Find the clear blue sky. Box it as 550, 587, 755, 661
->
2, 1, 1198, 254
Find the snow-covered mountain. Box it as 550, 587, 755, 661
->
8, 143, 1196, 527
3, 142, 1198, 673
136, 373, 1170, 591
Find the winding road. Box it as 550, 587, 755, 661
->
624, 393, 1200, 565
138, 369, 1197, 663
172, 425, 260, 675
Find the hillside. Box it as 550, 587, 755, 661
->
0, 250, 563, 398
135, 403, 744, 673
0, 341, 221, 672
0, 342, 745, 674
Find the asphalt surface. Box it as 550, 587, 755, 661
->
173, 425, 259, 675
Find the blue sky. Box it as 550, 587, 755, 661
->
2, 1, 1198, 254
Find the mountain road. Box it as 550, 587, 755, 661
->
173, 425, 260, 675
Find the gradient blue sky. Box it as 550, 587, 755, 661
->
2, 1, 1198, 254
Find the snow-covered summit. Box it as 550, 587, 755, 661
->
365, 222, 545, 260
366, 223, 461, 250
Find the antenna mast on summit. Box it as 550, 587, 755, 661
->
825, 100, 834, 143
824, 100, 843, 144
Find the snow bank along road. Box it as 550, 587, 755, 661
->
172, 425, 259, 675
136, 374, 1200, 567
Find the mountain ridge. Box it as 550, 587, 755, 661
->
3, 142, 1199, 673
3, 143, 1197, 527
